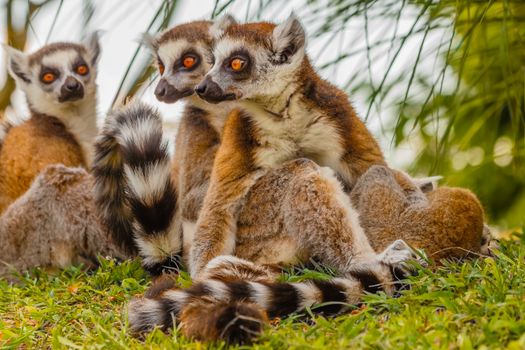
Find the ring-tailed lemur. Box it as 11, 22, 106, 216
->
0, 34, 100, 213
188, 15, 416, 277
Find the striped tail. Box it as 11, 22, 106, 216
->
92, 103, 181, 274
128, 274, 404, 343
128, 253, 414, 343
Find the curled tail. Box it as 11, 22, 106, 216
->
129, 276, 368, 326
92, 103, 181, 274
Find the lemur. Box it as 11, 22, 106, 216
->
0, 34, 100, 213
93, 18, 488, 344
188, 14, 416, 277
0, 164, 126, 279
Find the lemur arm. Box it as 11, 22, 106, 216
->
188, 110, 262, 278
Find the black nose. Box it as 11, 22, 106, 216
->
155, 79, 168, 98
195, 82, 207, 95
64, 77, 81, 92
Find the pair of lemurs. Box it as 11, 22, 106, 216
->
0, 15, 488, 344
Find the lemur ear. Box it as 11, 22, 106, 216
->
4, 45, 31, 84
413, 176, 443, 193
210, 14, 237, 38
139, 32, 160, 52
84, 31, 101, 66
271, 14, 306, 64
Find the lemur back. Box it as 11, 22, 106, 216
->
0, 36, 100, 213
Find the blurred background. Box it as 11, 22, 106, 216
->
0, 0, 523, 229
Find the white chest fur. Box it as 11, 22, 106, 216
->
61, 111, 98, 166
242, 98, 345, 170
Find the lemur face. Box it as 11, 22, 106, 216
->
195, 15, 306, 104
5, 33, 100, 112
143, 21, 214, 104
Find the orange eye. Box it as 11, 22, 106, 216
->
230, 58, 245, 71
76, 65, 89, 75
158, 62, 165, 75
183, 56, 196, 69
41, 72, 56, 84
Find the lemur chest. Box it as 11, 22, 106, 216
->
252, 110, 345, 169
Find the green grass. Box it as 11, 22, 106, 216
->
1, 234, 525, 350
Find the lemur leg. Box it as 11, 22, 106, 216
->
188, 110, 264, 278
189, 171, 262, 278
236, 159, 418, 284
281, 162, 417, 278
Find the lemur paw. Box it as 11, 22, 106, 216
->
379, 239, 417, 265
346, 240, 422, 296
480, 224, 498, 257
379, 239, 423, 278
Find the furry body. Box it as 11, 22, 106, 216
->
0, 165, 125, 278
0, 37, 100, 213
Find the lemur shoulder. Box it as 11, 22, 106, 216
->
0, 35, 100, 213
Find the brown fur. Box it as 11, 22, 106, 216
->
351, 166, 486, 262
27, 43, 87, 66
157, 21, 213, 46
180, 300, 267, 344
173, 105, 222, 222
0, 113, 85, 213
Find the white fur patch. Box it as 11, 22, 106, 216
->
205, 280, 230, 301
163, 289, 189, 305
128, 298, 164, 331
204, 255, 251, 271
292, 282, 321, 310
135, 220, 182, 266
240, 95, 346, 172
182, 220, 197, 253
124, 159, 171, 205
248, 282, 271, 310
118, 115, 162, 150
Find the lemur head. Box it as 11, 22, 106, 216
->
4, 33, 100, 115
195, 14, 306, 104
142, 20, 220, 104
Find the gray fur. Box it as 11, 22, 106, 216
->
0, 165, 127, 279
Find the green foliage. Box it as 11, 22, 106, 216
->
0, 235, 524, 349
394, 1, 525, 226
